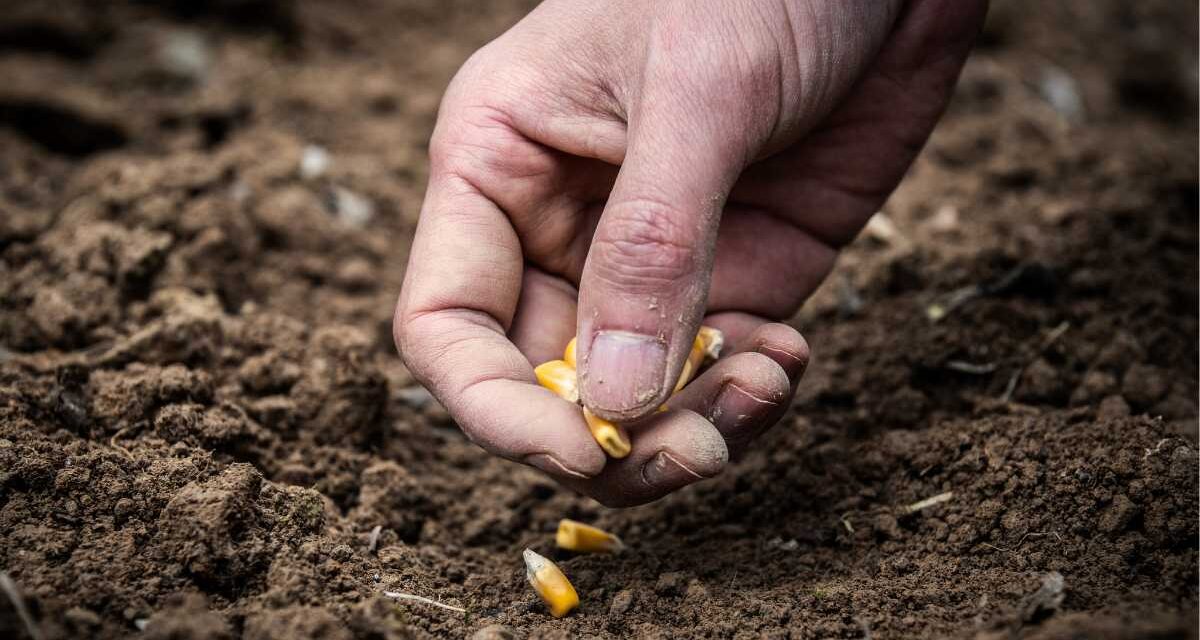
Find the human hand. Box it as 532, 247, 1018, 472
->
394, 0, 987, 506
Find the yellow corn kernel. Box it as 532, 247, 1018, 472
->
697, 326, 724, 361
538, 328, 722, 457
672, 327, 724, 392
674, 335, 707, 392
556, 519, 624, 554
535, 360, 579, 404
583, 408, 631, 459
563, 337, 578, 368
523, 549, 579, 618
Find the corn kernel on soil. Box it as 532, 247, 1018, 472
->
556, 519, 624, 554
523, 549, 579, 618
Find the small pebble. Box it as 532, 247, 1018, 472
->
767, 537, 798, 551
1098, 494, 1138, 533
1037, 66, 1085, 123
1097, 395, 1131, 421
470, 624, 516, 640
864, 212, 905, 245
654, 572, 683, 597
157, 30, 211, 83
64, 606, 101, 629
609, 589, 634, 615
928, 204, 960, 232
1121, 363, 1169, 407
331, 187, 374, 228
300, 145, 330, 180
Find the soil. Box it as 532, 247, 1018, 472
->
1, 0, 1197, 638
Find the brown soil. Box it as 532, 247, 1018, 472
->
1, 1, 1197, 638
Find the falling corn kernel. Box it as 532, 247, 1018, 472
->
584, 408, 631, 459
535, 360, 579, 404
523, 549, 579, 618
563, 337, 577, 368
556, 519, 624, 554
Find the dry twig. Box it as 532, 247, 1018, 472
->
1001, 321, 1071, 402
980, 531, 1063, 554
383, 591, 467, 614
902, 491, 954, 514
945, 360, 998, 375
0, 572, 44, 640
109, 426, 135, 461
926, 265, 1028, 322
367, 525, 383, 554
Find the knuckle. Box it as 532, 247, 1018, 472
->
390, 306, 463, 387
392, 311, 439, 390
432, 54, 552, 186
430, 110, 553, 189
426, 134, 462, 176
430, 113, 508, 174
591, 200, 699, 292
392, 307, 520, 403
391, 303, 416, 365
643, 11, 781, 120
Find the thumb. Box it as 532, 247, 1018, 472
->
576, 102, 744, 422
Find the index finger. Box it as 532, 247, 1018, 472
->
393, 111, 605, 480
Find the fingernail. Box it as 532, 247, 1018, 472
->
757, 344, 808, 381
585, 331, 667, 413
710, 383, 776, 438
525, 453, 591, 480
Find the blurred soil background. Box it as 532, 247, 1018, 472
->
0, 0, 1197, 638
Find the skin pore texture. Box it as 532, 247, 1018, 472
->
393, 0, 989, 506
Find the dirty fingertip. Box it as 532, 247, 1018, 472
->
640, 417, 728, 489
525, 449, 605, 480
750, 323, 810, 381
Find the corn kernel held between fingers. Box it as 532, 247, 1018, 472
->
583, 408, 632, 458
697, 326, 724, 361
563, 337, 578, 368
673, 327, 723, 392
535, 328, 723, 458
674, 335, 707, 392
535, 360, 579, 403
523, 548, 579, 618
556, 519, 624, 554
